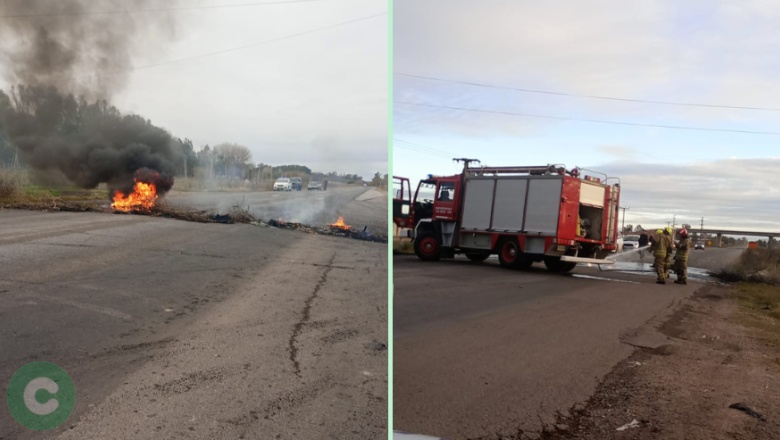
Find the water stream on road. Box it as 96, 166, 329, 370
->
600, 245, 717, 282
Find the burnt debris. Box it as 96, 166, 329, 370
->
266, 219, 387, 243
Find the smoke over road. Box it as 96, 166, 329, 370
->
0, 0, 176, 100
0, 0, 181, 196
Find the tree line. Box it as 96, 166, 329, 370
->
0, 85, 369, 185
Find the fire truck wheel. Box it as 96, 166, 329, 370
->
465, 252, 491, 262
543, 256, 577, 273
498, 239, 521, 268
414, 233, 441, 261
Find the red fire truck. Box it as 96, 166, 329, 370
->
393, 159, 620, 272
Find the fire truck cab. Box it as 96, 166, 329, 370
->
393, 161, 620, 272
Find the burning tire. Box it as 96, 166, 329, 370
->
414, 233, 441, 261
543, 256, 577, 273
465, 252, 491, 262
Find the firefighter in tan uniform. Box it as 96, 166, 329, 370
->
673, 228, 691, 285
654, 227, 674, 284
648, 229, 662, 268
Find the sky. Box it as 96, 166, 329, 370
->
393, 0, 780, 233
0, 0, 388, 180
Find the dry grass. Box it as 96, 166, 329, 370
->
0, 169, 108, 205
715, 248, 780, 285
393, 237, 414, 255
0, 175, 18, 199
731, 283, 780, 351
0, 169, 26, 199
713, 249, 780, 345
732, 282, 780, 320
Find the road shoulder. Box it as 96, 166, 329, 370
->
544, 283, 780, 440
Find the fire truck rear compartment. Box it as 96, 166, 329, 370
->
578, 205, 604, 240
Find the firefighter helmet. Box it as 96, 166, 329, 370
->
656, 229, 663, 234
679, 227, 688, 237
664, 226, 672, 234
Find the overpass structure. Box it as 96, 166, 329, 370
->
633, 228, 778, 248
694, 228, 778, 248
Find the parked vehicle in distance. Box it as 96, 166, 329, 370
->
290, 177, 303, 191
695, 242, 705, 250
307, 181, 322, 190
622, 235, 640, 251
273, 177, 292, 191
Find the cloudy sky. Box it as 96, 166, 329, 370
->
393, 0, 780, 233
0, 0, 388, 180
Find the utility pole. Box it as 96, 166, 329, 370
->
701, 217, 705, 242
619, 207, 629, 234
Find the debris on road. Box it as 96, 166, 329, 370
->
729, 402, 767, 421
265, 218, 387, 243
615, 419, 641, 431
3, 198, 387, 242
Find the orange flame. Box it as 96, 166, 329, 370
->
330, 216, 350, 230
111, 180, 158, 212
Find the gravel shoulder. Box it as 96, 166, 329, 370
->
543, 282, 780, 440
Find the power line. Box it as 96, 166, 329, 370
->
0, 1, 325, 18
133, 12, 386, 70
394, 138, 452, 156
393, 138, 453, 159
395, 101, 780, 136
396, 72, 780, 112
394, 144, 451, 160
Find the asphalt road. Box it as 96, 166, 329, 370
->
0, 200, 387, 439
164, 185, 387, 236
393, 247, 742, 439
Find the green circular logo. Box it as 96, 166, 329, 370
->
6, 362, 75, 430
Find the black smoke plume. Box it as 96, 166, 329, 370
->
0, 1, 180, 196
0, 85, 178, 196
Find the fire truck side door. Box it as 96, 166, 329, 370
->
432, 179, 458, 221
392, 176, 412, 227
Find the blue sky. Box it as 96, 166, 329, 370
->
393, 0, 780, 233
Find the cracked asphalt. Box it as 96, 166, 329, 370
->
0, 190, 387, 439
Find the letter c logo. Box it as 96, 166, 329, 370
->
23, 377, 60, 416
7, 362, 75, 430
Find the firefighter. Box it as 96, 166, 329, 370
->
648, 229, 662, 267
654, 227, 673, 284
637, 233, 650, 259
673, 228, 691, 285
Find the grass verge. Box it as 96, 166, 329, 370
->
731, 283, 780, 352
713, 248, 780, 349
393, 238, 414, 255
715, 248, 780, 285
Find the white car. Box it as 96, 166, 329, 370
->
273, 177, 292, 191
622, 235, 640, 250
